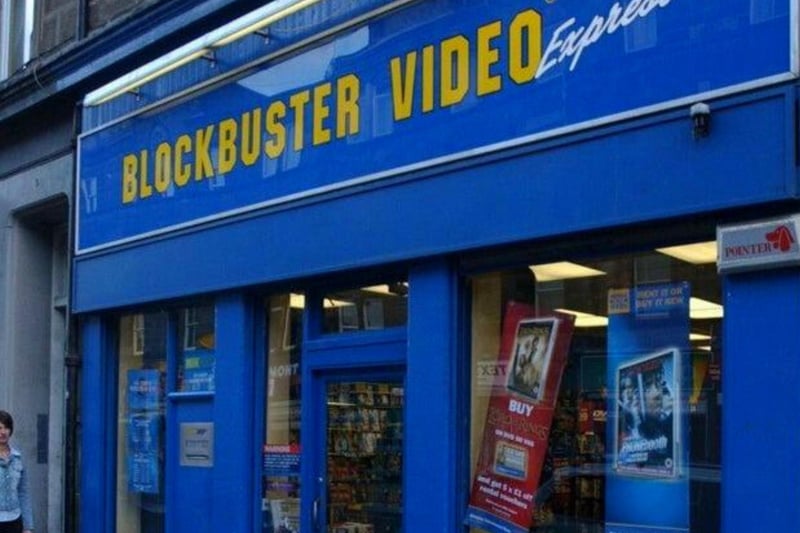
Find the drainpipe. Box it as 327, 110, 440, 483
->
64, 100, 83, 533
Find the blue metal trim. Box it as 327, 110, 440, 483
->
167, 391, 216, 402
252, 299, 267, 533
165, 311, 178, 533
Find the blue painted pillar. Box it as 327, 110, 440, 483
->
722, 269, 800, 530
212, 292, 256, 532
406, 258, 461, 532
80, 314, 115, 533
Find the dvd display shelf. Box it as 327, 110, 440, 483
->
326, 382, 404, 533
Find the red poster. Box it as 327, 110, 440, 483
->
465, 302, 575, 533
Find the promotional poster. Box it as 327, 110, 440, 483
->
615, 349, 679, 478
127, 413, 161, 493
126, 369, 162, 494
127, 369, 161, 411
465, 302, 575, 533
606, 283, 690, 533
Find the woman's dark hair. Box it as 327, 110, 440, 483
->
0, 410, 14, 435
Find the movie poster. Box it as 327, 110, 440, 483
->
465, 302, 575, 533
606, 282, 690, 533
614, 349, 679, 478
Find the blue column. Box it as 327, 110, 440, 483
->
406, 258, 462, 532
212, 292, 256, 532
80, 315, 115, 533
722, 269, 800, 530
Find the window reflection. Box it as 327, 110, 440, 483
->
177, 305, 216, 392
117, 312, 168, 533
263, 294, 303, 532
321, 282, 408, 333
468, 243, 721, 533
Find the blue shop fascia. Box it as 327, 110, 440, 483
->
73, 1, 800, 533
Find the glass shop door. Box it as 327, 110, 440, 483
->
311, 368, 405, 533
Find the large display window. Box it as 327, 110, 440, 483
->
116, 312, 168, 533
263, 294, 304, 532
116, 303, 217, 533
466, 241, 722, 533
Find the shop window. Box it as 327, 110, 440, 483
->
177, 304, 216, 392
36, 0, 77, 56
116, 311, 168, 533
0, 0, 34, 78
321, 281, 408, 334
466, 241, 722, 533
262, 293, 304, 532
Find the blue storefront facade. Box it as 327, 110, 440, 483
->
74, 1, 800, 532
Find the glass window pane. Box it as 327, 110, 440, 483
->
177, 304, 216, 392
327, 380, 404, 531
322, 281, 408, 334
262, 294, 303, 532
467, 242, 721, 533
117, 311, 167, 533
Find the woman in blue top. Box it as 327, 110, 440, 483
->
0, 411, 33, 533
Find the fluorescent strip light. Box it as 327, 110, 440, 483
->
213, 0, 324, 47
555, 308, 608, 328
690, 297, 724, 319
529, 262, 606, 282
84, 0, 324, 106
89, 49, 210, 105
656, 241, 717, 264
690, 332, 711, 341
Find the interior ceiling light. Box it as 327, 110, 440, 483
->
529, 262, 606, 282
554, 308, 608, 328
656, 241, 717, 264
362, 282, 408, 295
290, 293, 305, 309
690, 297, 724, 319
690, 332, 712, 341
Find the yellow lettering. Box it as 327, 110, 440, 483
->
477, 21, 502, 96
174, 135, 192, 186
440, 35, 469, 107
336, 74, 360, 138
422, 45, 435, 113
154, 142, 171, 193
390, 52, 416, 121
122, 154, 138, 204
313, 83, 332, 146
139, 150, 153, 199
509, 10, 542, 84
241, 109, 262, 166
218, 118, 237, 174
265, 101, 286, 159
195, 125, 215, 180
289, 90, 310, 151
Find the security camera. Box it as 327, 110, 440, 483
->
690, 102, 711, 139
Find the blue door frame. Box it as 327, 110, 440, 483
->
300, 330, 407, 533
